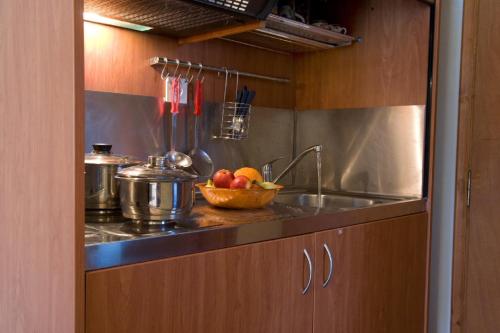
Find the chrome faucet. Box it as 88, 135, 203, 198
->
261, 145, 323, 183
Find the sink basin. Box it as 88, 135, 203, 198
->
274, 193, 393, 210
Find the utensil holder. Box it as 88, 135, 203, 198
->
219, 102, 252, 140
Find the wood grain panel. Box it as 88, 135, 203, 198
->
294, 0, 430, 110
458, 0, 500, 331
75, 1, 86, 332
178, 21, 265, 45
423, 2, 441, 331
84, 22, 295, 109
0, 0, 84, 332
451, 0, 479, 331
314, 213, 428, 333
86, 234, 314, 333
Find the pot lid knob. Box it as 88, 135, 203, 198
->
92, 143, 112, 154
148, 155, 169, 168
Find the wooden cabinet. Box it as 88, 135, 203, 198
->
313, 213, 428, 333
86, 234, 315, 333
86, 213, 428, 333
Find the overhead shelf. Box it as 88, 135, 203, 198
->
221, 14, 359, 53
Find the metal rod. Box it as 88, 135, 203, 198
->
150, 57, 290, 84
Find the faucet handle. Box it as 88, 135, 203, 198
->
262, 156, 285, 166
261, 156, 285, 182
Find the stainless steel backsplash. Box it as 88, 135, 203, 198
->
85, 91, 168, 159
294, 106, 425, 198
85, 91, 295, 183
85, 91, 424, 197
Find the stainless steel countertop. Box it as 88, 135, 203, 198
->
85, 196, 427, 271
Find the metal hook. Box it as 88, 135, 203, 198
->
186, 61, 194, 83
160, 57, 170, 80
173, 59, 180, 77
196, 63, 204, 82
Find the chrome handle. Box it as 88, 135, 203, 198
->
261, 157, 285, 182
303, 249, 313, 295
262, 156, 285, 166
322, 243, 334, 288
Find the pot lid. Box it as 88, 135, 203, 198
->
117, 156, 198, 181
85, 143, 141, 165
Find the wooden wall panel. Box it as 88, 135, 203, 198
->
451, 0, 478, 331
294, 0, 430, 110
0, 0, 84, 332
84, 22, 295, 109
452, 0, 500, 331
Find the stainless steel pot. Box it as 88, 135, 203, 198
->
85, 144, 141, 212
116, 155, 198, 224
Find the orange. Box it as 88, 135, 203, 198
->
234, 167, 263, 183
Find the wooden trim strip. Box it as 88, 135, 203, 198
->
178, 21, 265, 45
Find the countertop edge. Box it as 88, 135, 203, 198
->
85, 199, 427, 271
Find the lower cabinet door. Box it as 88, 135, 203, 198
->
314, 213, 428, 333
86, 234, 315, 333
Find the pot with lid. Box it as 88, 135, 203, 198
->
116, 155, 198, 224
85, 143, 142, 213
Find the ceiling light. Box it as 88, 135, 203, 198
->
83, 12, 153, 32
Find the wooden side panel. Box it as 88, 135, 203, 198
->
84, 23, 295, 109
86, 234, 315, 333
314, 213, 428, 333
451, 0, 478, 331
0, 0, 84, 332
461, 0, 500, 331
294, 0, 430, 110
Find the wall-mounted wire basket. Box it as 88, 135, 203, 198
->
219, 102, 252, 140
215, 70, 254, 140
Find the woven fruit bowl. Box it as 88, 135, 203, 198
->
197, 183, 284, 209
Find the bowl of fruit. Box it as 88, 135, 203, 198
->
197, 167, 283, 209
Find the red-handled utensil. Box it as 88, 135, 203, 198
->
171, 76, 180, 115
194, 79, 202, 116
165, 77, 192, 168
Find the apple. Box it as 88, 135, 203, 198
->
230, 175, 251, 189
213, 169, 234, 188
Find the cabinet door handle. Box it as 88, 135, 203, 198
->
322, 243, 334, 288
303, 249, 313, 295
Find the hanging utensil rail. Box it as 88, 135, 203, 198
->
150, 57, 290, 84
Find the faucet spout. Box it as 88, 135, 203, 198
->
272, 145, 322, 184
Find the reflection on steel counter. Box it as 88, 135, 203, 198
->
85, 196, 426, 271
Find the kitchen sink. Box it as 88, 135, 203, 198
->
274, 192, 395, 210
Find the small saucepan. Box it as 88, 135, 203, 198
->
85, 143, 141, 213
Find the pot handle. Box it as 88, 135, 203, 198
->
92, 143, 112, 154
